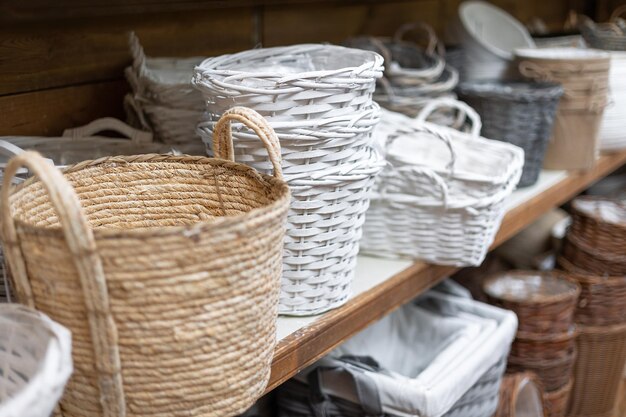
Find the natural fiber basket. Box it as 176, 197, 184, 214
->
508, 347, 577, 392
511, 327, 578, 362
580, 8, 626, 51
568, 323, 626, 417
569, 197, 625, 256
457, 80, 563, 187
543, 378, 573, 417
0, 107, 291, 417
0, 304, 73, 417
483, 271, 580, 334
562, 233, 626, 276
558, 256, 626, 326
494, 372, 545, 417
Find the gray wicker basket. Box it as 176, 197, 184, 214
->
457, 80, 563, 187
580, 13, 626, 51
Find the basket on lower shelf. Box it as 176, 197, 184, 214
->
507, 347, 577, 392
0, 107, 291, 417
277, 287, 517, 417
543, 378, 573, 417
567, 323, 626, 417
360, 99, 524, 266
0, 304, 73, 417
494, 372, 544, 417
457, 80, 563, 187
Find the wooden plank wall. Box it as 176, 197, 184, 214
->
0, 0, 602, 136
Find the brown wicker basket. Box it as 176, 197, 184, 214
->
558, 256, 626, 326
570, 197, 625, 256
562, 233, 626, 276
511, 328, 578, 362
508, 347, 577, 392
543, 378, 573, 417
494, 372, 545, 417
567, 323, 626, 417
483, 271, 580, 333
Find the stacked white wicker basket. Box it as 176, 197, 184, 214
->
599, 51, 626, 151
361, 99, 524, 267
124, 33, 205, 144
0, 304, 72, 417
193, 44, 385, 315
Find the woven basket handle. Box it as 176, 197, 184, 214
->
416, 98, 482, 138
393, 22, 442, 56
62, 117, 153, 144
128, 31, 147, 75
0, 151, 125, 417
366, 37, 394, 70
212, 107, 284, 180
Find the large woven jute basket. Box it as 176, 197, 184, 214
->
0, 304, 73, 417
483, 271, 580, 334
0, 107, 290, 417
567, 323, 626, 417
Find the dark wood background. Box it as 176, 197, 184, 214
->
0, 0, 620, 136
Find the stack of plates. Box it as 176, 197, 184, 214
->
600, 51, 626, 151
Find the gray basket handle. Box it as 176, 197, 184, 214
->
0, 151, 125, 417
611, 5, 626, 22
212, 107, 284, 180
62, 117, 153, 144
393, 21, 443, 56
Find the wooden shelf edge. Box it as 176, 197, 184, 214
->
265, 150, 626, 393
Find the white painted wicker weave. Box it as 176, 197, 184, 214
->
193, 44, 385, 315
193, 44, 384, 122
124, 32, 205, 144
0, 304, 72, 417
361, 101, 523, 266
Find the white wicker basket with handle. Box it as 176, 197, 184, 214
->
361, 105, 523, 266
0, 304, 72, 417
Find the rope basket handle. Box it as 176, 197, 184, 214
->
62, 117, 153, 144
393, 21, 442, 56
416, 98, 482, 138
212, 107, 284, 180
0, 151, 125, 417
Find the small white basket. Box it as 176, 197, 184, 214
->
361, 100, 523, 266
0, 304, 72, 417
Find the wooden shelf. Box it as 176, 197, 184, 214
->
266, 149, 626, 393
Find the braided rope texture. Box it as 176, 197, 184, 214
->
457, 81, 563, 187
193, 44, 385, 315
3, 151, 290, 416
0, 305, 72, 417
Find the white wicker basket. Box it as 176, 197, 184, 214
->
193, 44, 384, 122
125, 33, 205, 143
193, 44, 385, 315
0, 304, 72, 417
361, 101, 523, 266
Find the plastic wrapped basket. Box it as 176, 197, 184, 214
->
0, 304, 72, 417
0, 107, 291, 417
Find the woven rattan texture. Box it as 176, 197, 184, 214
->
508, 347, 577, 392
558, 257, 626, 326
567, 323, 626, 417
543, 378, 573, 417
457, 81, 563, 187
580, 14, 626, 51
562, 234, 626, 276
0, 305, 73, 417
494, 372, 544, 417
0, 108, 290, 417
510, 329, 577, 362
483, 271, 579, 334
570, 197, 625, 256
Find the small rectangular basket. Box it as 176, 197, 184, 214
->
276, 288, 517, 417
360, 99, 524, 267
